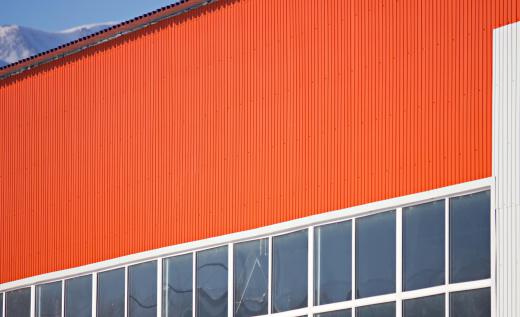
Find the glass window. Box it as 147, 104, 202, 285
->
97, 268, 125, 317
450, 191, 491, 283
272, 229, 308, 313
1, 293, 3, 317
450, 288, 490, 317
403, 200, 445, 291
403, 294, 444, 317
6, 288, 31, 317
65, 275, 92, 317
356, 211, 396, 298
315, 309, 351, 317
163, 254, 193, 317
234, 239, 269, 317
356, 302, 395, 317
196, 246, 228, 317
36, 281, 62, 317
128, 261, 157, 317
314, 220, 352, 305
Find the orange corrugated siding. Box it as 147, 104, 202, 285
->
0, 0, 519, 284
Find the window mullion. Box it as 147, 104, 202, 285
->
61, 280, 65, 317
351, 218, 356, 317
308, 226, 314, 311
445, 198, 450, 317
268, 236, 273, 315
124, 266, 128, 317
192, 252, 196, 317
92, 273, 97, 317
228, 243, 234, 317
157, 259, 162, 317
396, 207, 403, 317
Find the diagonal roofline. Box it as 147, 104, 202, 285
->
0, 0, 214, 81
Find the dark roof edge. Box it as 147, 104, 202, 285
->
0, 0, 215, 81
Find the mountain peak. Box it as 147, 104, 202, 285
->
0, 22, 116, 68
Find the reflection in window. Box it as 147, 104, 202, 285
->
128, 261, 157, 317
272, 229, 308, 313
450, 288, 490, 317
65, 275, 92, 317
163, 254, 193, 317
403, 294, 444, 317
234, 239, 269, 317
450, 191, 491, 283
356, 211, 396, 298
315, 221, 352, 305
6, 288, 31, 317
36, 281, 62, 317
197, 246, 228, 317
356, 302, 395, 317
403, 200, 445, 291
314, 309, 351, 317
97, 268, 125, 317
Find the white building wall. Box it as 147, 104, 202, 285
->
493, 21, 520, 317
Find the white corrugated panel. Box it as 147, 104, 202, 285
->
493, 21, 520, 317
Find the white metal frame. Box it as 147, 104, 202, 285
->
0, 177, 495, 317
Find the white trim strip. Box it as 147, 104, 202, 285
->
0, 177, 492, 293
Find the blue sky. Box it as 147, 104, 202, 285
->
0, 0, 177, 31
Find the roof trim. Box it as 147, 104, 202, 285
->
0, 0, 214, 81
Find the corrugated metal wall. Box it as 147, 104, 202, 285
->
0, 0, 519, 284
493, 21, 520, 317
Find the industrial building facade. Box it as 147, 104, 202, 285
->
0, 0, 519, 317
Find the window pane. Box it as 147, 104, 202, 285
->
356, 302, 395, 317
1, 293, 3, 317
403, 200, 445, 291
450, 288, 490, 317
97, 268, 125, 317
65, 275, 92, 317
196, 246, 228, 317
36, 281, 62, 317
356, 211, 396, 298
315, 220, 352, 305
163, 254, 193, 317
315, 309, 351, 317
272, 229, 308, 313
234, 239, 269, 317
450, 191, 491, 283
6, 288, 31, 317
403, 294, 444, 317
128, 261, 157, 317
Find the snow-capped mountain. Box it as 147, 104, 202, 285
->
0, 22, 117, 68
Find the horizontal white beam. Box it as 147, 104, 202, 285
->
0, 177, 492, 292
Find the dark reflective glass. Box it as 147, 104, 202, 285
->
315, 309, 351, 317
197, 246, 228, 317
36, 281, 62, 317
1, 293, 3, 317
315, 220, 352, 305
403, 200, 445, 291
128, 261, 157, 317
272, 229, 308, 313
403, 294, 444, 317
356, 211, 396, 298
163, 254, 193, 317
65, 275, 92, 317
450, 288, 490, 317
6, 288, 31, 317
356, 302, 395, 317
450, 191, 490, 283
97, 268, 125, 317
234, 239, 269, 317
